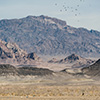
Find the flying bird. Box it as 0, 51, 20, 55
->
77, 5, 79, 7
75, 14, 77, 16
54, 1, 84, 20
55, 3, 57, 6
71, 7, 73, 9
75, 9, 78, 11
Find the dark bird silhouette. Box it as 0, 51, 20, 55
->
75, 9, 78, 11
64, 7, 67, 9
55, 3, 57, 6
71, 7, 73, 9
63, 5, 65, 7
54, 1, 83, 19
60, 10, 62, 12
72, 10, 74, 12
75, 14, 77, 16
77, 5, 79, 7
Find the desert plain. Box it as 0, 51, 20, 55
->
0, 75, 100, 100
0, 84, 100, 100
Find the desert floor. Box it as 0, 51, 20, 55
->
0, 96, 100, 100
0, 84, 100, 100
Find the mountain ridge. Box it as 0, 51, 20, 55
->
82, 59, 100, 77
0, 40, 41, 65
80, 58, 100, 81
48, 53, 95, 68
0, 64, 53, 76
0, 15, 100, 57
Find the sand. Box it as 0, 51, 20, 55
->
0, 84, 100, 100
0, 96, 100, 100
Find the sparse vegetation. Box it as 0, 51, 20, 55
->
0, 85, 100, 99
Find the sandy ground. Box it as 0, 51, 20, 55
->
0, 96, 100, 100
0, 84, 100, 100
0, 61, 99, 100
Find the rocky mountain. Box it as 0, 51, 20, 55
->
48, 54, 95, 68
0, 40, 41, 65
82, 59, 100, 77
0, 15, 100, 57
0, 64, 53, 76
48, 58, 58, 63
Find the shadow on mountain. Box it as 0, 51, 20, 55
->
82, 59, 100, 78
0, 64, 53, 76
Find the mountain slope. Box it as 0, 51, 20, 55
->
0, 40, 41, 65
18, 67, 53, 76
0, 64, 53, 76
82, 59, 100, 77
48, 54, 94, 68
0, 15, 100, 57
0, 64, 18, 75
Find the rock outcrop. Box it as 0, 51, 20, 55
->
0, 40, 41, 65
48, 54, 95, 68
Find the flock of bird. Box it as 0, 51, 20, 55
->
54, 0, 85, 22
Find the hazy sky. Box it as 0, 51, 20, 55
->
0, 0, 100, 31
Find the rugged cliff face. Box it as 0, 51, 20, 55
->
0, 40, 41, 65
0, 15, 100, 57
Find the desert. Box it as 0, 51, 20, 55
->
0, 34, 100, 100
0, 1, 100, 99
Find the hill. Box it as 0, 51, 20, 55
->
0, 64, 53, 76
82, 59, 100, 77
0, 64, 18, 75
48, 54, 94, 68
0, 40, 41, 65
0, 15, 100, 57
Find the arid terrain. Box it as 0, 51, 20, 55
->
0, 16, 100, 100
0, 15, 100, 57
0, 41, 100, 100
0, 61, 100, 100
0, 84, 100, 100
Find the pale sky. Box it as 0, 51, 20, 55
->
0, 0, 100, 31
